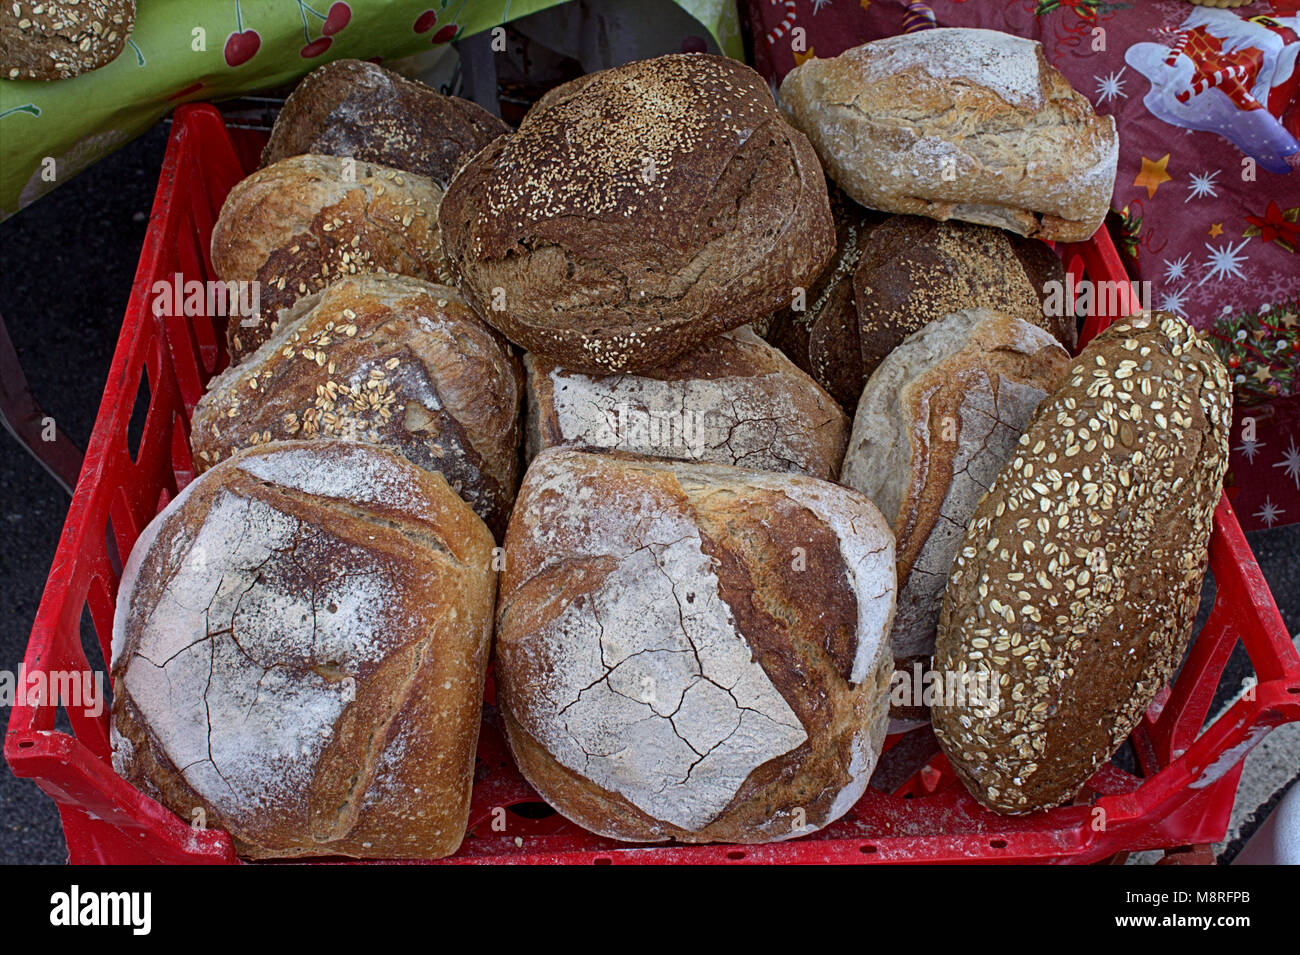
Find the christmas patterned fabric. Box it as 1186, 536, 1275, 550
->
744, 0, 1300, 530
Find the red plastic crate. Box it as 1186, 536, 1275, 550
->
7, 103, 1300, 865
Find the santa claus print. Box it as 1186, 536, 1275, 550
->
1125, 5, 1300, 173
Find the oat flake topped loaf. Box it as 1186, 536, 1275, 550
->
932, 312, 1232, 814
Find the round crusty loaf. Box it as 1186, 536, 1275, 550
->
260, 59, 510, 187
211, 154, 451, 363
440, 53, 835, 374
525, 326, 849, 480
931, 311, 1232, 814
0, 1, 134, 80
764, 212, 1070, 409
840, 309, 1070, 702
110, 441, 497, 859
191, 275, 523, 538
494, 448, 896, 844
778, 28, 1118, 242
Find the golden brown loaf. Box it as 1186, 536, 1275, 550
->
191, 275, 522, 538
440, 53, 835, 374
931, 312, 1232, 814
211, 154, 450, 363
778, 29, 1118, 242
495, 448, 896, 843
110, 441, 497, 859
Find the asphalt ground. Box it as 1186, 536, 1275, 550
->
1, 122, 1296, 865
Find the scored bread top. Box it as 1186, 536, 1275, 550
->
110, 441, 495, 858
495, 449, 896, 841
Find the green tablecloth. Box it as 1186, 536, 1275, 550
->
0, 0, 743, 220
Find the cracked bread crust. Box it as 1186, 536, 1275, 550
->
260, 59, 509, 187
931, 312, 1232, 814
439, 53, 835, 374
191, 275, 522, 538
494, 449, 896, 843
110, 441, 496, 859
778, 29, 1118, 242
211, 154, 451, 364
841, 309, 1070, 670
524, 326, 848, 480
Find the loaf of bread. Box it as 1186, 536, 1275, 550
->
932, 312, 1232, 814
110, 441, 497, 858
494, 448, 896, 844
0, 1, 134, 80
191, 275, 522, 538
211, 154, 450, 363
764, 213, 1071, 408
261, 59, 510, 187
440, 53, 835, 374
840, 310, 1070, 696
778, 28, 1118, 242
525, 327, 848, 480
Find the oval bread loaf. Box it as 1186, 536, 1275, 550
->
525, 326, 848, 480
778, 28, 1118, 242
495, 448, 897, 843
440, 53, 835, 374
110, 441, 497, 859
841, 309, 1070, 668
191, 275, 522, 538
211, 154, 451, 363
931, 312, 1232, 814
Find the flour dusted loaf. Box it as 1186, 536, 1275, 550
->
261, 59, 509, 186
840, 310, 1070, 673
495, 448, 896, 843
191, 275, 522, 537
110, 441, 497, 859
778, 29, 1118, 242
525, 326, 848, 480
212, 154, 450, 362
0, 1, 134, 80
440, 53, 835, 374
932, 312, 1232, 814
764, 213, 1070, 408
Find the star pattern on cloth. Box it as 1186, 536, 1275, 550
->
1253, 497, 1283, 528
1275, 439, 1300, 490
1134, 154, 1172, 199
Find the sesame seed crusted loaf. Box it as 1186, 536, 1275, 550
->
840, 309, 1070, 717
110, 440, 497, 859
439, 53, 836, 374
763, 212, 1070, 409
0, 0, 134, 81
494, 448, 896, 843
524, 326, 849, 480
260, 59, 510, 187
191, 275, 523, 538
777, 28, 1118, 242
211, 154, 451, 364
931, 311, 1232, 814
